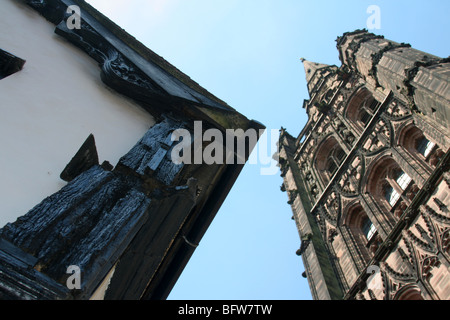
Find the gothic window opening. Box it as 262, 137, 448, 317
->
394, 285, 426, 300
398, 124, 442, 170
345, 87, 380, 131
385, 185, 400, 207
417, 137, 436, 158
396, 171, 412, 190
367, 156, 415, 223
344, 203, 379, 262
0, 48, 26, 80
357, 95, 379, 128
359, 109, 372, 126
326, 146, 346, 178
362, 218, 377, 242
383, 170, 411, 207
315, 137, 347, 186
326, 158, 338, 177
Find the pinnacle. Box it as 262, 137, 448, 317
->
301, 58, 331, 83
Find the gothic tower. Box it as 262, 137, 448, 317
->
278, 29, 450, 300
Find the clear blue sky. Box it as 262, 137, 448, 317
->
86, 0, 450, 300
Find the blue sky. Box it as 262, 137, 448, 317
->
86, 0, 450, 300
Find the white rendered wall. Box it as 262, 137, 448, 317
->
0, 0, 156, 227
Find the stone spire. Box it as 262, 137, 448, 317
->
301, 58, 331, 84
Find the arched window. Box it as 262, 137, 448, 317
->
395, 286, 425, 300
315, 137, 347, 186
383, 170, 412, 207
326, 158, 338, 177
366, 156, 414, 220
358, 108, 372, 126
326, 146, 346, 177
362, 218, 377, 242
344, 203, 380, 262
346, 88, 380, 131
398, 124, 443, 170
417, 137, 436, 158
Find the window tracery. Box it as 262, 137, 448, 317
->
344, 203, 380, 262
398, 124, 443, 171
345, 87, 380, 131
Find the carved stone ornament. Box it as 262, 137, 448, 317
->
384, 100, 411, 119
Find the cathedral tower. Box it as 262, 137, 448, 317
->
278, 30, 450, 300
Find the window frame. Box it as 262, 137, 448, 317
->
417, 137, 436, 159
384, 171, 412, 207
362, 218, 377, 242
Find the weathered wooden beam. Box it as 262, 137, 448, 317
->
0, 116, 199, 299
0, 164, 152, 298
0, 239, 70, 300
104, 178, 198, 300
60, 134, 99, 182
